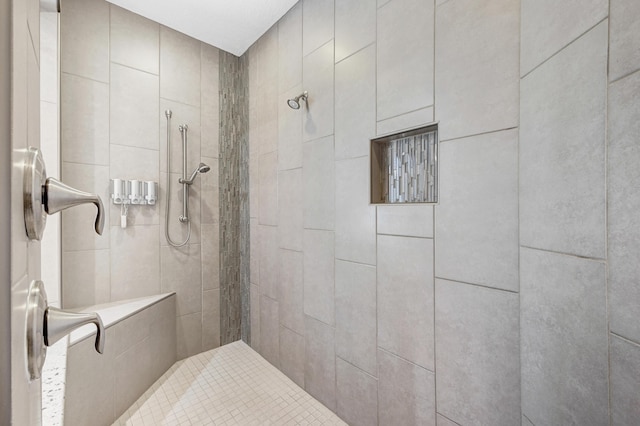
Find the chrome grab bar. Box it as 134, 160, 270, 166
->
44, 306, 105, 354
44, 177, 105, 235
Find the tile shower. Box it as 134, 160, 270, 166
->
53, 0, 640, 425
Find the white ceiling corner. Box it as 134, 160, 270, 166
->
105, 0, 298, 56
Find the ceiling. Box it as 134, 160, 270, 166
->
106, 0, 298, 56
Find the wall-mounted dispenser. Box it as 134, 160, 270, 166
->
110, 178, 158, 228
110, 179, 157, 206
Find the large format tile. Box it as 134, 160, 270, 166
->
378, 235, 434, 370
65, 335, 116, 426
250, 284, 260, 352
377, 0, 434, 120
160, 26, 201, 107
304, 316, 336, 411
201, 224, 220, 290
335, 0, 376, 63
335, 156, 376, 265
278, 168, 303, 250
303, 230, 334, 325
435, 279, 520, 426
435, 130, 519, 292
302, 0, 334, 57
610, 0, 640, 82
249, 218, 259, 284
257, 77, 279, 155
176, 311, 202, 360
202, 288, 220, 351
258, 225, 279, 300
608, 71, 640, 343
60, 0, 109, 82
278, 249, 304, 335
435, 0, 519, 141
335, 44, 376, 161
377, 205, 433, 238
62, 249, 110, 308
520, 0, 608, 75
303, 136, 335, 230
378, 349, 436, 426
61, 162, 110, 251
160, 244, 202, 316
200, 156, 219, 225
336, 358, 378, 426
303, 41, 334, 142
610, 335, 640, 425
335, 260, 376, 375
201, 44, 220, 159
257, 26, 278, 87
376, 107, 434, 136
278, 2, 302, 94
61, 74, 109, 166
520, 22, 607, 259
258, 152, 278, 226
109, 225, 160, 301
110, 5, 159, 74
279, 326, 305, 388
260, 296, 280, 367
520, 248, 608, 426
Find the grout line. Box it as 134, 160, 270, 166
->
435, 276, 519, 295
377, 104, 435, 124
109, 60, 159, 77
522, 413, 536, 426
520, 17, 609, 80
610, 331, 640, 348
436, 412, 463, 426
520, 245, 606, 263
334, 257, 376, 268
609, 67, 640, 86
378, 346, 435, 374
334, 41, 376, 66
60, 70, 109, 85
376, 232, 434, 240
604, 7, 612, 423
439, 126, 519, 144
335, 355, 378, 380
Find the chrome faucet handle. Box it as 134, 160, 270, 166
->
44, 306, 105, 354
44, 177, 105, 235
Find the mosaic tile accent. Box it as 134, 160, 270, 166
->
113, 341, 347, 425
219, 51, 250, 345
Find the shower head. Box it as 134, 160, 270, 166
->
197, 163, 211, 173
181, 163, 211, 185
287, 91, 308, 110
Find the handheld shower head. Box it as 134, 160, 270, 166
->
180, 163, 211, 185
197, 163, 211, 173
287, 91, 308, 110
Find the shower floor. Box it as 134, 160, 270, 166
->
113, 340, 346, 425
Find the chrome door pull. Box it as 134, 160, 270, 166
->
44, 307, 105, 354
44, 177, 105, 235
23, 147, 105, 240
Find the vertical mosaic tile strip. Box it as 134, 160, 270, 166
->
375, 127, 438, 203
219, 51, 249, 345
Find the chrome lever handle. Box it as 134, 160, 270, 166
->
44, 177, 105, 235
44, 306, 105, 354
23, 147, 105, 240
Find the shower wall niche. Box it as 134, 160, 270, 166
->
370, 124, 438, 204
